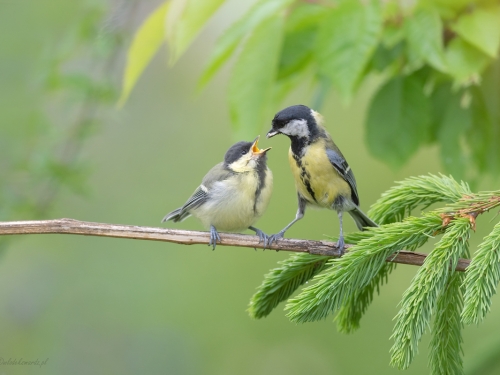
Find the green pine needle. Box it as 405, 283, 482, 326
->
462, 221, 500, 325
248, 232, 372, 319
285, 214, 443, 324
248, 253, 330, 319
369, 174, 471, 224
390, 218, 470, 370
429, 271, 466, 375
335, 262, 396, 334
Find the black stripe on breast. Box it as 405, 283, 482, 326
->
292, 153, 316, 202
253, 157, 268, 213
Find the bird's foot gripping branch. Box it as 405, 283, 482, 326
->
248, 174, 500, 375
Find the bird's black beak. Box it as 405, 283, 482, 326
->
251, 136, 271, 157
266, 129, 279, 138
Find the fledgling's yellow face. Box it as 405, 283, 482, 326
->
227, 137, 270, 173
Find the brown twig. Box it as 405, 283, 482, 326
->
0, 218, 471, 271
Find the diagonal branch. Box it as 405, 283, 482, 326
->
0, 218, 470, 271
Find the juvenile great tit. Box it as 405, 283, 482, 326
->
162, 138, 273, 250
266, 104, 377, 252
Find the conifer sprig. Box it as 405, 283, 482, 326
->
462, 221, 500, 325
390, 218, 470, 369
248, 174, 500, 374
370, 174, 471, 224
248, 232, 372, 319
248, 254, 330, 319
335, 262, 396, 334
286, 214, 443, 323
429, 271, 466, 375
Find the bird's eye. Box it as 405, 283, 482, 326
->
241, 150, 247, 155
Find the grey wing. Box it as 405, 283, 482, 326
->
180, 186, 209, 212
182, 163, 233, 212
161, 186, 208, 223
326, 148, 360, 206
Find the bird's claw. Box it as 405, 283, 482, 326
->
337, 236, 345, 256
253, 229, 269, 250
267, 231, 285, 247
248, 226, 270, 250
209, 226, 221, 250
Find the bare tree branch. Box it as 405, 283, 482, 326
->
0, 218, 470, 271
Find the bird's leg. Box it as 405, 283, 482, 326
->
268, 195, 306, 246
249, 226, 269, 250
337, 211, 345, 255
209, 225, 221, 250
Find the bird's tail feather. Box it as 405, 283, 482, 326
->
348, 206, 378, 231
161, 208, 191, 223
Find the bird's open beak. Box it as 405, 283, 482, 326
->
266, 129, 279, 138
251, 136, 271, 156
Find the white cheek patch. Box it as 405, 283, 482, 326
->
228, 154, 252, 172
281, 119, 309, 138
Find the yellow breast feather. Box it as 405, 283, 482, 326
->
288, 140, 350, 208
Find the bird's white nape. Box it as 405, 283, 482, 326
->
310, 109, 324, 126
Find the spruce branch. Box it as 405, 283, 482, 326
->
462, 221, 500, 325
248, 253, 330, 319
390, 218, 470, 370
429, 271, 466, 375
248, 175, 495, 327
334, 262, 396, 334
369, 174, 471, 224
285, 214, 444, 323
249, 231, 374, 320
246, 174, 499, 374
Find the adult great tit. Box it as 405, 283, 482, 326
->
266, 104, 377, 252
162, 138, 273, 250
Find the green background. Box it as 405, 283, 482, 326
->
1, 1, 499, 374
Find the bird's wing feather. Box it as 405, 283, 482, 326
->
181, 162, 234, 213
325, 147, 360, 206
180, 187, 209, 212
201, 162, 234, 188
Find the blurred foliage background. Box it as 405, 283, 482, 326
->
1, 0, 499, 374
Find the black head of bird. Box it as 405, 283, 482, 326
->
267, 104, 325, 143
224, 137, 271, 173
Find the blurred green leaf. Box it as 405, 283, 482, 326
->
467, 62, 500, 175
198, 0, 292, 89
366, 74, 431, 167
277, 3, 326, 80
166, 0, 225, 63
467, 87, 492, 173
278, 27, 315, 80
369, 42, 403, 73
420, 0, 470, 19
445, 38, 490, 84
436, 91, 471, 179
381, 23, 405, 48
428, 83, 452, 143
118, 1, 169, 106
405, 7, 447, 72
452, 5, 500, 58
481, 59, 500, 124
316, 0, 382, 101
228, 15, 284, 139
284, 2, 326, 31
